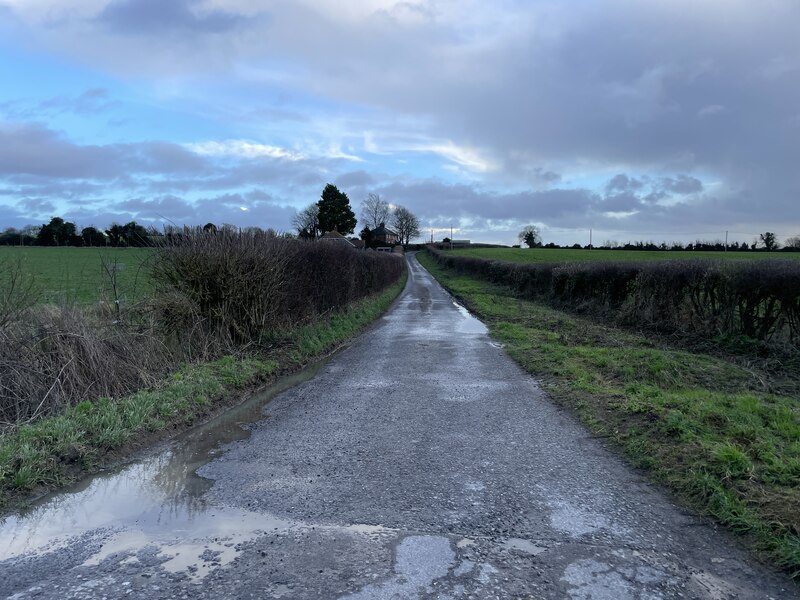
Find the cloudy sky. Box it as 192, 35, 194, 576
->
1, 0, 798, 245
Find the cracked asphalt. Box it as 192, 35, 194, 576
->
1, 253, 797, 599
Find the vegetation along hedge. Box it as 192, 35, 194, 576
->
0, 230, 404, 426
426, 246, 800, 350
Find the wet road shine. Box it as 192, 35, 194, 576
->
1, 254, 797, 599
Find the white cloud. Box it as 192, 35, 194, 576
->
186, 140, 303, 161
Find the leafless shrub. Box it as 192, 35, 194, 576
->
0, 231, 404, 427
425, 246, 800, 350
151, 228, 404, 355
0, 306, 171, 425
0, 256, 40, 328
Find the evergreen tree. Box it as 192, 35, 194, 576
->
37, 217, 78, 246
317, 184, 356, 235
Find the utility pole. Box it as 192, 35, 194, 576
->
725, 230, 728, 252
589, 228, 592, 250
450, 225, 453, 250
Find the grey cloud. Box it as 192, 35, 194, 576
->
19, 198, 56, 214
125, 142, 209, 174
660, 175, 703, 195
117, 195, 196, 220
3, 1, 799, 241
62, 193, 296, 232
0, 204, 33, 229
606, 174, 644, 194
374, 179, 598, 225
97, 0, 244, 35
1, 88, 115, 120
0, 122, 123, 179
600, 193, 642, 213
0, 122, 210, 180
334, 170, 376, 189
192, 194, 296, 231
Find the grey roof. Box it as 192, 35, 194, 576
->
371, 224, 397, 237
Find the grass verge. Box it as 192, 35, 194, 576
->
417, 251, 800, 577
0, 271, 406, 509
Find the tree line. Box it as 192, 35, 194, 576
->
1, 185, 423, 248
292, 184, 421, 246
513, 225, 800, 252
0, 218, 158, 247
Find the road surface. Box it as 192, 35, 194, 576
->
1, 253, 796, 599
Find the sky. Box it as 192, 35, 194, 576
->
0, 0, 798, 246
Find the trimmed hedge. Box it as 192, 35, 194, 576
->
152, 230, 406, 351
426, 246, 800, 349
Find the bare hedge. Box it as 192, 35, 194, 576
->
0, 233, 404, 425
151, 229, 405, 352
426, 246, 800, 348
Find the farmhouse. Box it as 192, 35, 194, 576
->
371, 223, 398, 245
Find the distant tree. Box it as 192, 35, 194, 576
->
760, 231, 779, 251
37, 217, 78, 246
360, 193, 390, 230
317, 184, 356, 235
785, 235, 800, 249
391, 205, 420, 245
81, 226, 105, 246
203, 222, 217, 234
106, 223, 125, 247
518, 225, 541, 248
0, 228, 17, 246
121, 221, 150, 247
442, 237, 451, 244
292, 203, 320, 240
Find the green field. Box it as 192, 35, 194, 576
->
449, 247, 800, 263
0, 247, 154, 304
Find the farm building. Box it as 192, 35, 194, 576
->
371, 223, 399, 245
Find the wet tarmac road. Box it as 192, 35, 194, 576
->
1, 253, 797, 599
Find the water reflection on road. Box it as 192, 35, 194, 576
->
0, 362, 327, 564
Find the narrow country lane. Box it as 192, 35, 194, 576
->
1, 253, 796, 599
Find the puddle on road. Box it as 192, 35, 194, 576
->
0, 360, 328, 565
451, 301, 488, 334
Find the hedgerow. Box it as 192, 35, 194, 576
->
0, 232, 404, 426
426, 246, 800, 350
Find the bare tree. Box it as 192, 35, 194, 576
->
785, 235, 800, 249
391, 205, 421, 245
518, 225, 541, 248
292, 203, 320, 240
360, 193, 390, 230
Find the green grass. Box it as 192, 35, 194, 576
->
418, 251, 800, 577
0, 271, 407, 508
0, 247, 153, 304
448, 247, 800, 264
